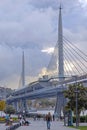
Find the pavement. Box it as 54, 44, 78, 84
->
0, 123, 8, 130
0, 123, 20, 130
17, 120, 78, 130
1, 119, 85, 130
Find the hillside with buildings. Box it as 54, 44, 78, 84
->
0, 86, 14, 100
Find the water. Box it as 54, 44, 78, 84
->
29, 109, 87, 116
29, 109, 54, 115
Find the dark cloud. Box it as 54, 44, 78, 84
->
28, 0, 79, 10
0, 0, 85, 49
28, 0, 59, 9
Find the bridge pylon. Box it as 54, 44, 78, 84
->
55, 5, 65, 116
55, 92, 66, 118
58, 5, 64, 80
22, 51, 25, 87
12, 101, 20, 112
22, 99, 28, 113
12, 99, 28, 114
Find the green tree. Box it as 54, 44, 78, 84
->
0, 100, 6, 111
4, 105, 15, 115
64, 83, 87, 123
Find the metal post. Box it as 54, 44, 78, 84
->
75, 84, 78, 128
73, 76, 79, 128
72, 75, 79, 128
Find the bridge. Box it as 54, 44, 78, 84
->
7, 74, 87, 101
6, 5, 87, 117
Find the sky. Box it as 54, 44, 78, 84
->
0, 0, 87, 89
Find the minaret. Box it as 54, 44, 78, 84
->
22, 51, 25, 87
58, 5, 64, 80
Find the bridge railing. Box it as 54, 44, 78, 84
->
57, 74, 87, 85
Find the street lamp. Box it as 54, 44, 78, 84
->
75, 84, 79, 128
73, 75, 79, 128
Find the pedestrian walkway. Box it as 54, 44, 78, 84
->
17, 120, 78, 130
0, 123, 7, 130
0, 123, 20, 130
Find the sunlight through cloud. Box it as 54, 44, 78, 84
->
41, 47, 54, 54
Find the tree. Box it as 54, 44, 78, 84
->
64, 83, 87, 123
4, 105, 15, 115
0, 100, 6, 111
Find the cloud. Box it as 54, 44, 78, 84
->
41, 47, 54, 54
28, 0, 79, 10
0, 2, 57, 48
0, 45, 22, 79
0, 0, 85, 48
78, 0, 87, 7
0, 0, 86, 89
28, 0, 59, 9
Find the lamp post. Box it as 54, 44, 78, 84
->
75, 84, 78, 128
73, 75, 79, 128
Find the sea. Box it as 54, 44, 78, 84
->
29, 109, 87, 116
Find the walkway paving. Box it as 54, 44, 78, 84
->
17, 120, 78, 130
0, 123, 8, 130
0, 120, 82, 130
0, 123, 19, 130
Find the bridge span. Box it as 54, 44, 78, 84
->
7, 73, 87, 102
6, 74, 87, 117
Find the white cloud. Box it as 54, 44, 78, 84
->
79, 0, 87, 7
41, 47, 54, 54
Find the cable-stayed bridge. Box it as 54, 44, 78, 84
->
6, 6, 87, 117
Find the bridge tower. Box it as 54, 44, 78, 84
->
21, 51, 28, 112
22, 51, 25, 87
58, 5, 64, 80
55, 5, 66, 117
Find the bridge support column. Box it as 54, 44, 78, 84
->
17, 100, 23, 113
20, 99, 28, 113
55, 93, 66, 118
13, 101, 19, 112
